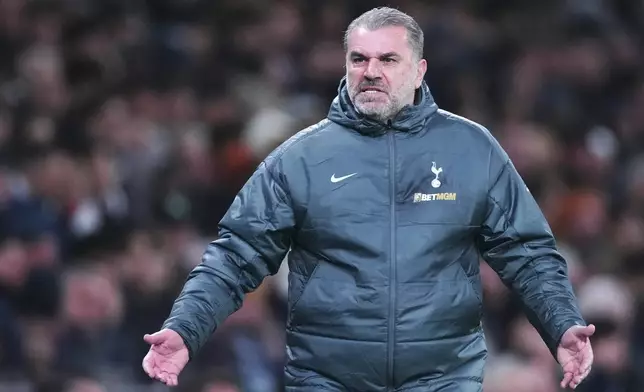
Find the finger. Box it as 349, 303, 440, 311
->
144, 331, 166, 345
574, 324, 595, 338
580, 366, 591, 382
561, 372, 573, 388
569, 376, 580, 389
159, 370, 171, 385
168, 374, 179, 387
572, 374, 584, 385
571, 366, 591, 390
583, 365, 592, 377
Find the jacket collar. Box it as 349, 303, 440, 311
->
327, 76, 438, 135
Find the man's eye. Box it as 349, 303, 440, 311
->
352, 58, 365, 64
382, 58, 395, 63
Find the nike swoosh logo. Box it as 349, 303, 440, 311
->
331, 173, 357, 183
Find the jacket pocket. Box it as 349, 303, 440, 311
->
455, 262, 483, 312
467, 274, 482, 303
287, 262, 321, 326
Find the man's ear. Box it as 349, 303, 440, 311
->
416, 59, 427, 88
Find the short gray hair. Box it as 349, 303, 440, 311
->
343, 7, 424, 60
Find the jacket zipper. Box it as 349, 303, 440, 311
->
387, 128, 397, 391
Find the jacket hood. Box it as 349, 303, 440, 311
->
327, 76, 438, 135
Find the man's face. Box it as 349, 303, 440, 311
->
345, 26, 426, 121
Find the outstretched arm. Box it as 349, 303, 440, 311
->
477, 144, 586, 358
162, 158, 295, 360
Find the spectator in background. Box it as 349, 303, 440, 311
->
483, 354, 557, 392
63, 377, 107, 392
574, 275, 641, 391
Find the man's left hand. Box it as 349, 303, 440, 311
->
557, 324, 595, 389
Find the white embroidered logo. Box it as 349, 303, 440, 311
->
431, 162, 443, 188
331, 173, 357, 183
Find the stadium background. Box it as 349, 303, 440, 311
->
0, 0, 642, 391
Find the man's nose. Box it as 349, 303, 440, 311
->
364, 59, 382, 79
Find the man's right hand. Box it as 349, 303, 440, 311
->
142, 329, 189, 387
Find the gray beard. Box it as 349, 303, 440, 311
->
352, 98, 401, 123
355, 102, 404, 123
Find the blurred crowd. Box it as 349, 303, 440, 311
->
0, 0, 643, 391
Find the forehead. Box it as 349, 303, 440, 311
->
346, 26, 411, 56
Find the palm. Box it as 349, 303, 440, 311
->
148, 344, 189, 375
142, 329, 190, 387
556, 325, 595, 390
558, 343, 590, 372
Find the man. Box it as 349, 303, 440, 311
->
142, 7, 594, 391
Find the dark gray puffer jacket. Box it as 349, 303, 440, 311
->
162, 77, 585, 391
